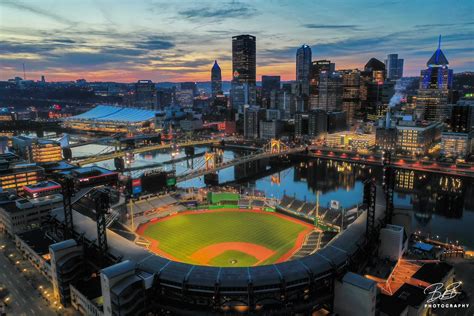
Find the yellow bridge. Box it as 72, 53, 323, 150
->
74, 139, 221, 166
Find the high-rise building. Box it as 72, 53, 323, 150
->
180, 82, 198, 97
360, 58, 394, 121
385, 54, 404, 80
451, 100, 474, 133
342, 70, 361, 126
308, 109, 327, 137
157, 87, 174, 108
295, 113, 309, 138
134, 80, 158, 109
296, 45, 312, 96
231, 82, 256, 110
262, 76, 280, 107
416, 36, 453, 122
175, 84, 195, 108
277, 90, 296, 119
309, 60, 335, 110
232, 35, 256, 86
259, 120, 283, 140
317, 71, 343, 112
211, 60, 222, 98
243, 106, 263, 139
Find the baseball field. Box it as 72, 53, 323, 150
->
136, 208, 314, 267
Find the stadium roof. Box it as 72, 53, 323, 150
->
68, 104, 157, 123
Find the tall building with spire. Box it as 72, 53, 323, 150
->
211, 60, 222, 98
296, 44, 312, 96
416, 36, 453, 122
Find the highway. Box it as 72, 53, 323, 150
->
71, 137, 474, 178
306, 146, 474, 178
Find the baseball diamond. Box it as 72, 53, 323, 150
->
136, 208, 315, 267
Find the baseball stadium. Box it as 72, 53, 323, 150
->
136, 207, 314, 267
49, 185, 386, 315
132, 191, 364, 268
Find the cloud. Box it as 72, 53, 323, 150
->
136, 36, 175, 50
257, 32, 474, 69
415, 21, 474, 28
178, 2, 257, 20
1, 0, 77, 26
303, 24, 360, 30
49, 38, 76, 44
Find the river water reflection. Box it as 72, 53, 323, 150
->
73, 144, 474, 249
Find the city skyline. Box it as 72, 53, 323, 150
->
0, 0, 473, 83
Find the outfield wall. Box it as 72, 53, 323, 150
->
207, 192, 239, 204
65, 188, 387, 315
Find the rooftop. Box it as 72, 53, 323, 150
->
378, 294, 409, 316
412, 262, 453, 284
343, 272, 376, 291
67, 105, 157, 123
16, 228, 56, 256
24, 180, 61, 193
391, 283, 426, 308
0, 162, 43, 175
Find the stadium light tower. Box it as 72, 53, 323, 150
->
95, 189, 111, 255
60, 175, 75, 239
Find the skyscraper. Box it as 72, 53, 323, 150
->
262, 75, 280, 108
416, 36, 453, 122
243, 106, 263, 139
360, 58, 394, 121
232, 35, 256, 86
450, 100, 474, 133
317, 71, 343, 112
296, 45, 312, 96
309, 60, 335, 109
342, 70, 361, 126
211, 60, 222, 98
134, 80, 158, 109
232, 35, 256, 112
385, 54, 404, 80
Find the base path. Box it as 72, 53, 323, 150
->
135, 208, 316, 265
190, 242, 275, 265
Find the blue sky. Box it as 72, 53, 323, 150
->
0, 0, 472, 82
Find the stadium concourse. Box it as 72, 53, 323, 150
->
62, 104, 159, 133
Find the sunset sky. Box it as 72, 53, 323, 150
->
0, 0, 473, 83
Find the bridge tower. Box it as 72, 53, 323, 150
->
204, 149, 223, 170
268, 139, 287, 153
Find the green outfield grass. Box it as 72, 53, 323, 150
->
208, 250, 258, 267
141, 210, 310, 267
